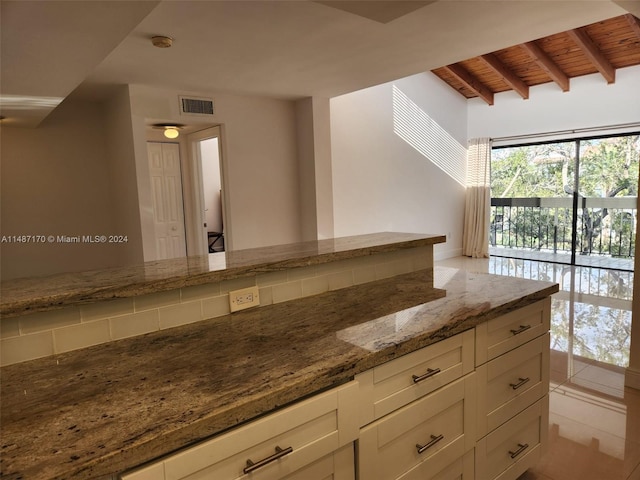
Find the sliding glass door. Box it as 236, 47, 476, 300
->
575, 136, 638, 265
490, 133, 638, 270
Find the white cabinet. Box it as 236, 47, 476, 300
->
356, 330, 476, 480
358, 375, 476, 480
356, 297, 552, 480
475, 398, 548, 480
356, 330, 474, 426
475, 298, 550, 366
476, 332, 550, 438
396, 450, 474, 480
121, 382, 359, 480
475, 298, 551, 480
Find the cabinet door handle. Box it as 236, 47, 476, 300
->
243, 446, 293, 474
509, 377, 530, 390
508, 443, 529, 459
412, 367, 441, 383
510, 324, 531, 335
416, 434, 444, 454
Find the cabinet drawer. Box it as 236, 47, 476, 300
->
396, 449, 474, 480
356, 330, 474, 426
475, 298, 550, 366
475, 396, 549, 480
476, 333, 550, 438
121, 382, 359, 480
358, 375, 476, 480
283, 444, 354, 480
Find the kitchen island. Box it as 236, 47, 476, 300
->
0, 233, 558, 479
0, 266, 557, 479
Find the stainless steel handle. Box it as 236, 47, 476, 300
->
243, 446, 293, 474
510, 324, 531, 335
412, 367, 441, 383
416, 434, 444, 454
508, 443, 529, 459
509, 377, 530, 390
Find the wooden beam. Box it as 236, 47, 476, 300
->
567, 28, 615, 83
480, 53, 529, 99
521, 41, 570, 92
625, 13, 640, 39
442, 63, 494, 105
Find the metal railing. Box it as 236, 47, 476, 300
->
490, 197, 637, 258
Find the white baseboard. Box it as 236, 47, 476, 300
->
434, 247, 463, 262
625, 367, 640, 390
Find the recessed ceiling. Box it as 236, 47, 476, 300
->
431, 14, 640, 105
1, 0, 634, 127
313, 1, 435, 24
0, 0, 159, 127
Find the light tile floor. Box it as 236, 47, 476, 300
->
436, 256, 639, 480
489, 246, 635, 272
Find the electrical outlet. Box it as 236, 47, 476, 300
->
229, 286, 260, 313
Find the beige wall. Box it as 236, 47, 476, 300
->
295, 97, 334, 241
1, 85, 307, 279
104, 85, 146, 266
129, 85, 303, 252
0, 100, 121, 280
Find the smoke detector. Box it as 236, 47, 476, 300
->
151, 35, 173, 48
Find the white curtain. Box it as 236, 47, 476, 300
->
462, 137, 492, 258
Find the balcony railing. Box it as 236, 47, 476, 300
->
490, 197, 637, 259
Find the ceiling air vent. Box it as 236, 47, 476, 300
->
179, 96, 214, 116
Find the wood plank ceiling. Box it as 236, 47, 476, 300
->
431, 14, 640, 105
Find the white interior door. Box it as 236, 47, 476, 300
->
147, 142, 187, 260
186, 126, 230, 255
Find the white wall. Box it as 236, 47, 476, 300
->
0, 100, 121, 280
129, 85, 302, 251
330, 72, 468, 259
468, 65, 640, 141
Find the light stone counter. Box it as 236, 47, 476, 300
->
0, 266, 558, 480
0, 232, 445, 318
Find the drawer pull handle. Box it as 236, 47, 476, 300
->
510, 324, 531, 335
416, 434, 444, 454
508, 443, 529, 459
243, 446, 293, 474
509, 377, 530, 390
412, 367, 441, 383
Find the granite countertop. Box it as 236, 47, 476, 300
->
0, 267, 558, 480
0, 232, 445, 318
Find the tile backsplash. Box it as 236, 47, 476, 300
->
0, 246, 433, 366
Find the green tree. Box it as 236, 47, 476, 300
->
491, 135, 639, 257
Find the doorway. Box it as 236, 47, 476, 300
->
187, 126, 229, 256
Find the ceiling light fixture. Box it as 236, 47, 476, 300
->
163, 127, 179, 139
151, 35, 173, 48
152, 123, 183, 139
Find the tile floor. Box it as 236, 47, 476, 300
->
489, 246, 635, 272
436, 256, 640, 480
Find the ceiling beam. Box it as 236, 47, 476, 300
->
521, 41, 570, 92
625, 13, 640, 39
480, 53, 529, 99
567, 28, 615, 83
442, 64, 494, 105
